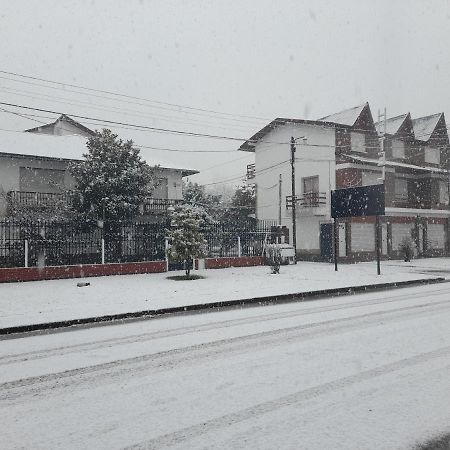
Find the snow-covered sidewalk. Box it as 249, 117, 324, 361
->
1, 258, 449, 329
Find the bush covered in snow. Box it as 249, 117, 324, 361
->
167, 204, 210, 278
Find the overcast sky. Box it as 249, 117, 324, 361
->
1, 0, 450, 188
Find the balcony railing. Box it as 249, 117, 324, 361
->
142, 198, 183, 214
7, 191, 69, 208
299, 192, 327, 207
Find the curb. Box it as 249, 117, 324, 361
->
1, 276, 447, 336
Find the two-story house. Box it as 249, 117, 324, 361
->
239, 103, 450, 261
0, 116, 198, 220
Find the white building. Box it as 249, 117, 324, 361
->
0, 118, 198, 219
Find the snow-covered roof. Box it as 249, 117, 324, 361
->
318, 103, 367, 126
412, 113, 442, 142
347, 154, 448, 174
0, 130, 198, 176
375, 113, 408, 136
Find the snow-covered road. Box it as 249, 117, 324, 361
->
2, 283, 450, 449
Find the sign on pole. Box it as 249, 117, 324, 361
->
331, 184, 385, 274
331, 185, 385, 219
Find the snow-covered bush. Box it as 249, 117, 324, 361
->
265, 243, 282, 274
398, 237, 415, 262
167, 204, 209, 278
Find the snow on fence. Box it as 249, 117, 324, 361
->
0, 219, 283, 269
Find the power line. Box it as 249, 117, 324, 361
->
0, 84, 260, 132
0, 69, 269, 122
0, 101, 259, 143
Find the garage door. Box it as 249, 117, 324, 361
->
351, 223, 375, 252
392, 223, 414, 250
427, 224, 445, 249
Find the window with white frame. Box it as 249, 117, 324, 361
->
394, 178, 408, 201
439, 180, 449, 205
361, 171, 382, 186
350, 132, 366, 153
392, 140, 405, 159
425, 147, 440, 165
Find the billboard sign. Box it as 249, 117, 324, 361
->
331, 184, 385, 218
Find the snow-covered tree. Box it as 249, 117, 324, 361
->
167, 204, 208, 278
182, 181, 223, 219
226, 183, 256, 223
69, 129, 157, 220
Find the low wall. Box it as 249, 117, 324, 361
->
205, 256, 265, 269
0, 261, 166, 283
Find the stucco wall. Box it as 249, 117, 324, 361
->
253, 123, 336, 253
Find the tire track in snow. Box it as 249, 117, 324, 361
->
2, 297, 450, 401
125, 345, 450, 450
1, 284, 449, 367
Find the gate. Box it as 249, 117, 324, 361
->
320, 223, 334, 262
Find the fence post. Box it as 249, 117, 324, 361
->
237, 236, 241, 258
24, 239, 29, 268
165, 238, 169, 272
101, 238, 105, 265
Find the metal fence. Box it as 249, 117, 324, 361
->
0, 219, 282, 269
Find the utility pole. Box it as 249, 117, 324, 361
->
376, 108, 387, 275
278, 174, 282, 226
290, 136, 297, 263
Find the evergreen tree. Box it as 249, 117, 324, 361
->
69, 129, 157, 220
182, 181, 222, 219
167, 204, 208, 278
227, 183, 256, 223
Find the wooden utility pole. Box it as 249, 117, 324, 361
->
290, 137, 297, 263
278, 174, 282, 226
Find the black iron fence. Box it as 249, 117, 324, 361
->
0, 219, 283, 269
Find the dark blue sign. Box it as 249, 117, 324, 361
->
331, 184, 385, 218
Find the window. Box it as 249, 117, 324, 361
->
351, 132, 366, 153
425, 148, 440, 165
19, 167, 65, 193
302, 175, 319, 206
392, 140, 405, 159
439, 181, 449, 205
394, 178, 408, 201
361, 171, 382, 186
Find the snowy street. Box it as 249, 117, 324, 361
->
2, 282, 450, 449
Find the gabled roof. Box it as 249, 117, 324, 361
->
375, 113, 408, 136
412, 113, 442, 142
318, 103, 367, 126
0, 130, 198, 177
24, 114, 96, 137
238, 117, 347, 152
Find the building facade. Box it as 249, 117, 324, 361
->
0, 118, 198, 219
240, 103, 450, 261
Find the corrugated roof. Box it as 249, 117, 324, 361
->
318, 103, 367, 126
412, 113, 442, 142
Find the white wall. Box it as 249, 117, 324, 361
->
253, 122, 336, 252
0, 155, 184, 216
153, 168, 184, 200
0, 155, 74, 216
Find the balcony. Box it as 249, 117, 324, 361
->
7, 191, 69, 209
286, 192, 328, 216
142, 198, 183, 214
299, 192, 327, 207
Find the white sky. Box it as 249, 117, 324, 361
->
1, 0, 450, 187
